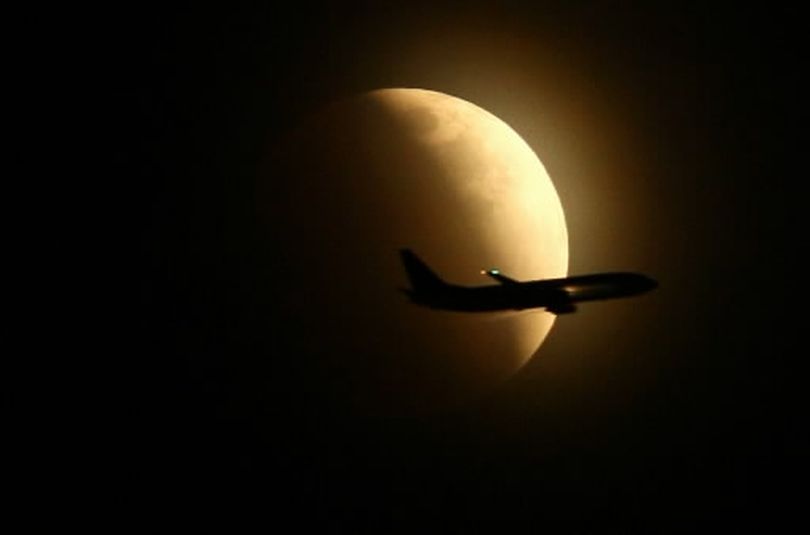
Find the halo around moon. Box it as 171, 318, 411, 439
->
260, 88, 568, 415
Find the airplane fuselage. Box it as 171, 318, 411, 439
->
407, 272, 657, 313
399, 249, 657, 315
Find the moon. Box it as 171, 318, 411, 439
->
258, 88, 568, 416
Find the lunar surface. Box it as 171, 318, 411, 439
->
257, 88, 568, 416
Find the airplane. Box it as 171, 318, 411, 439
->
399, 249, 657, 315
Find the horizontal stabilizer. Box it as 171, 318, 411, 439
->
482, 269, 519, 285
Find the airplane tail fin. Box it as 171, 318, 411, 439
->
400, 249, 447, 292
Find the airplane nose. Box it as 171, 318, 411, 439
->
627, 274, 657, 293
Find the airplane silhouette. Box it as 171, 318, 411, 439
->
400, 249, 657, 315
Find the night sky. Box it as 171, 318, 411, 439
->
118, 2, 804, 531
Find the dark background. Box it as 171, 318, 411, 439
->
114, 1, 804, 531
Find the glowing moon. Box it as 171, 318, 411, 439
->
260, 88, 567, 415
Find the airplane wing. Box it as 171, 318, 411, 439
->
482, 269, 519, 285
546, 302, 577, 314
